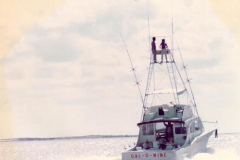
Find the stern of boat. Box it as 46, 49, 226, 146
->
122, 149, 177, 160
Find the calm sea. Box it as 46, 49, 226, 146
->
0, 133, 239, 160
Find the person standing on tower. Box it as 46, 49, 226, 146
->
151, 37, 157, 63
159, 39, 169, 63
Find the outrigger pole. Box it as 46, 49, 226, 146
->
120, 32, 144, 106
174, 35, 199, 116
111, 19, 144, 106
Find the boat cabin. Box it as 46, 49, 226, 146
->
135, 104, 204, 150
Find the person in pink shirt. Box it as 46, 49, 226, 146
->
159, 39, 169, 63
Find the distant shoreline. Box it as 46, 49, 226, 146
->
0, 135, 138, 142
1, 133, 238, 142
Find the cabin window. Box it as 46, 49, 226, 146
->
175, 124, 187, 134
142, 124, 154, 135
175, 127, 187, 134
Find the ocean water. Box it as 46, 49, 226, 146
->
0, 133, 239, 160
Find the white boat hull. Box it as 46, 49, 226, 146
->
123, 150, 176, 160
122, 129, 215, 160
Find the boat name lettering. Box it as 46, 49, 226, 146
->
130, 153, 166, 158
131, 154, 141, 158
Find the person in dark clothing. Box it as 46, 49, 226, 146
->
159, 107, 164, 115
167, 134, 178, 148
151, 37, 157, 63
164, 122, 173, 138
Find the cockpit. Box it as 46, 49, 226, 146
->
135, 104, 203, 150
137, 121, 187, 150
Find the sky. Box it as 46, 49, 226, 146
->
0, 0, 240, 138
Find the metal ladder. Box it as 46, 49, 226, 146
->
143, 61, 154, 109
166, 54, 180, 104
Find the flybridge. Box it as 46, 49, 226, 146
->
143, 104, 194, 122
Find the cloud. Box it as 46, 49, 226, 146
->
4, 0, 240, 137
0, 0, 68, 139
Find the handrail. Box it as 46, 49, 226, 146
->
202, 121, 218, 124
137, 119, 185, 126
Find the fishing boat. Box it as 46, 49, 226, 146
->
122, 26, 218, 160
